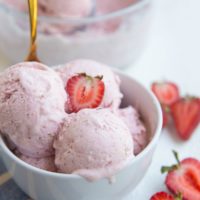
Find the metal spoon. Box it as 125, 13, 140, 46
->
26, 0, 40, 62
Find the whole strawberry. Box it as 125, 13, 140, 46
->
161, 151, 200, 200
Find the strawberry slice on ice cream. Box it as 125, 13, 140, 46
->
66, 73, 105, 112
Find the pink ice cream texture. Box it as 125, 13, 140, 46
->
0, 62, 67, 158
117, 106, 148, 155
54, 108, 134, 181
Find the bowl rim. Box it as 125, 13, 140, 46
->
0, 69, 162, 180
0, 0, 151, 24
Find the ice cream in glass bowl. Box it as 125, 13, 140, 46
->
0, 0, 153, 68
0, 59, 162, 200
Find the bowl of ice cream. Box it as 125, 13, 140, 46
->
0, 60, 162, 200
0, 0, 152, 68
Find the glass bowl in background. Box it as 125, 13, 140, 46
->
0, 0, 153, 68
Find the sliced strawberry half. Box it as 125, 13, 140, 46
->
66, 73, 105, 113
150, 191, 175, 200
162, 151, 200, 200
151, 81, 179, 106
170, 96, 200, 140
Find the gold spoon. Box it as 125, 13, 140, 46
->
26, 0, 40, 62
0, 0, 40, 187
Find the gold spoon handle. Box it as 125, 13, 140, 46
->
26, 0, 39, 62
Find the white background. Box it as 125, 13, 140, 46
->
0, 0, 200, 199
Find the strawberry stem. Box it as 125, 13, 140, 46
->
161, 150, 180, 174
161, 164, 179, 174
165, 105, 171, 113
173, 150, 180, 164
174, 192, 183, 200
95, 75, 103, 80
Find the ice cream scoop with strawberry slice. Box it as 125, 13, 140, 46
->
66, 73, 105, 113
161, 151, 200, 200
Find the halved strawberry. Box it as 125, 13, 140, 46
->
162, 151, 200, 200
150, 191, 175, 200
66, 73, 105, 113
170, 96, 200, 140
151, 82, 179, 106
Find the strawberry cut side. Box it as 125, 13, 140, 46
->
66, 73, 105, 113
170, 96, 200, 140
151, 81, 179, 106
150, 191, 175, 200
165, 158, 200, 200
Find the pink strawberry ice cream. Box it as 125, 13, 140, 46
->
56, 59, 123, 111
16, 151, 56, 172
54, 108, 134, 181
38, 0, 94, 18
0, 59, 149, 181
2, 0, 93, 17
117, 106, 148, 155
0, 62, 67, 158
1, 0, 27, 11
2, 0, 94, 34
96, 0, 137, 15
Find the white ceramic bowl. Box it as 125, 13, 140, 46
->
0, 71, 162, 200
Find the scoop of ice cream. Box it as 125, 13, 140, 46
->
0, 62, 67, 158
2, 0, 95, 34
16, 151, 56, 172
117, 106, 148, 155
38, 0, 94, 18
1, 0, 27, 11
90, 0, 137, 33
54, 108, 134, 181
2, 0, 94, 17
96, 0, 137, 15
56, 59, 123, 111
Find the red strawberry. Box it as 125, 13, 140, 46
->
162, 151, 200, 200
151, 82, 179, 106
66, 73, 105, 113
150, 191, 175, 200
170, 96, 200, 140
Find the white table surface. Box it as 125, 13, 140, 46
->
0, 0, 200, 199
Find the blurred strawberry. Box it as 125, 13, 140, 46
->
170, 96, 200, 140
151, 81, 179, 106
150, 191, 175, 200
